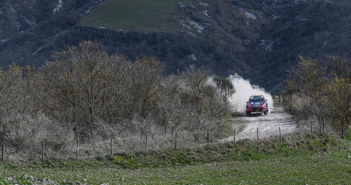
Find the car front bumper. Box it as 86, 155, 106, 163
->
246, 106, 268, 112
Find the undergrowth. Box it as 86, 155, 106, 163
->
2, 132, 345, 170
1, 132, 350, 184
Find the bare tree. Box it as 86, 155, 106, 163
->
40, 48, 83, 131
181, 65, 212, 113
328, 56, 351, 138
0, 65, 27, 143
329, 78, 351, 138
330, 56, 351, 80
213, 76, 235, 102
126, 57, 164, 119
286, 56, 329, 129
40, 41, 126, 137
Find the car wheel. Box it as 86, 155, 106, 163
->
246, 111, 251, 116
264, 110, 268, 115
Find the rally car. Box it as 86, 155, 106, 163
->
246, 95, 269, 116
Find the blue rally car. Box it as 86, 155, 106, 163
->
246, 95, 269, 116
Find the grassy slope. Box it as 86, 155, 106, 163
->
79, 0, 247, 49
1, 134, 351, 184
80, 0, 183, 32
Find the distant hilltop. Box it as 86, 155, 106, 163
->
0, 0, 351, 92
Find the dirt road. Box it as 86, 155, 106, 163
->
221, 105, 297, 142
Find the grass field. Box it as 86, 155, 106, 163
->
3, 153, 351, 184
1, 133, 351, 184
80, 0, 183, 32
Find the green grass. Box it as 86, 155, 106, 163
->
1, 133, 351, 184
3, 154, 350, 184
78, 0, 253, 52
80, 0, 183, 32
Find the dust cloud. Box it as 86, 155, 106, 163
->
227, 74, 273, 114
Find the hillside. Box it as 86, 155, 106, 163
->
0, 0, 351, 92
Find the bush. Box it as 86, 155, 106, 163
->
0, 113, 73, 159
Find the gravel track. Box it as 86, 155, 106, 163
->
221, 106, 297, 143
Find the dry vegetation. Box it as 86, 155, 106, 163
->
0, 41, 234, 161
0, 41, 349, 163
285, 56, 351, 138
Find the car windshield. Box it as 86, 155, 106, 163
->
249, 98, 264, 103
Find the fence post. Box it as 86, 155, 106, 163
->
42, 141, 44, 161
323, 118, 325, 132
342, 124, 344, 139
175, 132, 177, 150
234, 129, 236, 143
146, 133, 148, 151
110, 137, 113, 156
320, 118, 323, 135
320, 122, 322, 135
1, 144, 3, 163
207, 130, 210, 146
257, 127, 259, 140
93, 136, 95, 155
76, 138, 79, 160
279, 127, 282, 141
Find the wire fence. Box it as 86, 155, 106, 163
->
0, 94, 294, 162
0, 122, 325, 163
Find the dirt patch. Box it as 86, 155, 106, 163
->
221, 106, 297, 142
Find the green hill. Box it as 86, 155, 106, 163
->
80, 0, 250, 47
81, 0, 182, 32
0, 0, 351, 92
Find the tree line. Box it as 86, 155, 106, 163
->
0, 41, 234, 152
286, 56, 351, 138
